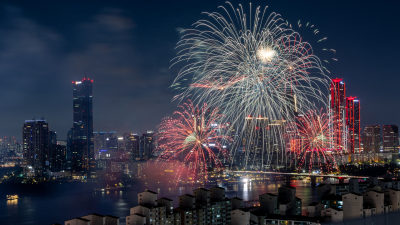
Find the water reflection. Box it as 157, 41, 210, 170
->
2, 179, 321, 224
7, 199, 17, 205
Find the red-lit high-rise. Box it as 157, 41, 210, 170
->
346, 97, 360, 153
330, 78, 346, 150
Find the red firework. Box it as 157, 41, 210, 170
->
156, 100, 230, 181
286, 109, 344, 172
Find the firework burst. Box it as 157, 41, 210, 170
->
156, 100, 230, 181
286, 109, 345, 172
171, 2, 330, 169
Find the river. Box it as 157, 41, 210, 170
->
1, 178, 339, 225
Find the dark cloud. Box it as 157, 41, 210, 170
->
0, 4, 177, 139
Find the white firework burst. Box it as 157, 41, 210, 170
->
171, 2, 330, 170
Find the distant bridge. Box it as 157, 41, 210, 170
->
228, 171, 371, 186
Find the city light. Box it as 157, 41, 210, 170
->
3, 2, 399, 225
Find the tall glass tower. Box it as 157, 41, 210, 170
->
330, 78, 346, 151
346, 97, 360, 153
72, 78, 95, 178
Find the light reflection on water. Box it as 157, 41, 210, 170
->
7, 199, 18, 205
1, 178, 335, 225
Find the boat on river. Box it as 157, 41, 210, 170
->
6, 194, 18, 200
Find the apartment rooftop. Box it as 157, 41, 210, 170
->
260, 193, 277, 196
366, 190, 384, 194
345, 192, 363, 196
106, 215, 119, 219
183, 194, 195, 198
385, 188, 400, 192
211, 186, 225, 190
139, 189, 158, 195
66, 217, 90, 222
196, 187, 210, 191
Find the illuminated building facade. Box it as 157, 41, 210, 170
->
106, 131, 118, 153
125, 134, 140, 159
140, 131, 154, 158
71, 78, 95, 178
93, 131, 108, 159
0, 136, 19, 157
117, 136, 125, 152
362, 125, 380, 153
22, 119, 50, 176
330, 78, 346, 151
383, 125, 399, 152
240, 116, 284, 170
346, 97, 360, 153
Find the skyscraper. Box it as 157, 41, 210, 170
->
66, 128, 74, 170
94, 131, 108, 159
49, 130, 57, 170
282, 90, 298, 120
140, 131, 154, 158
49, 131, 57, 145
362, 125, 380, 153
383, 125, 399, 152
117, 136, 125, 152
330, 78, 346, 151
71, 78, 94, 178
346, 97, 360, 153
125, 134, 140, 159
22, 119, 50, 176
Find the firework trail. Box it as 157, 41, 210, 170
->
156, 100, 231, 181
286, 109, 345, 172
171, 2, 330, 170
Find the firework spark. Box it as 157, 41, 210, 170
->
286, 109, 345, 172
156, 100, 230, 181
171, 2, 330, 169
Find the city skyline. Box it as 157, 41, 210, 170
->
3, 2, 400, 224
0, 0, 399, 139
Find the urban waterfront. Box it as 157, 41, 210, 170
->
0, 1, 400, 224
1, 179, 335, 225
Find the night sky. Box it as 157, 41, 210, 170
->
0, 0, 399, 140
